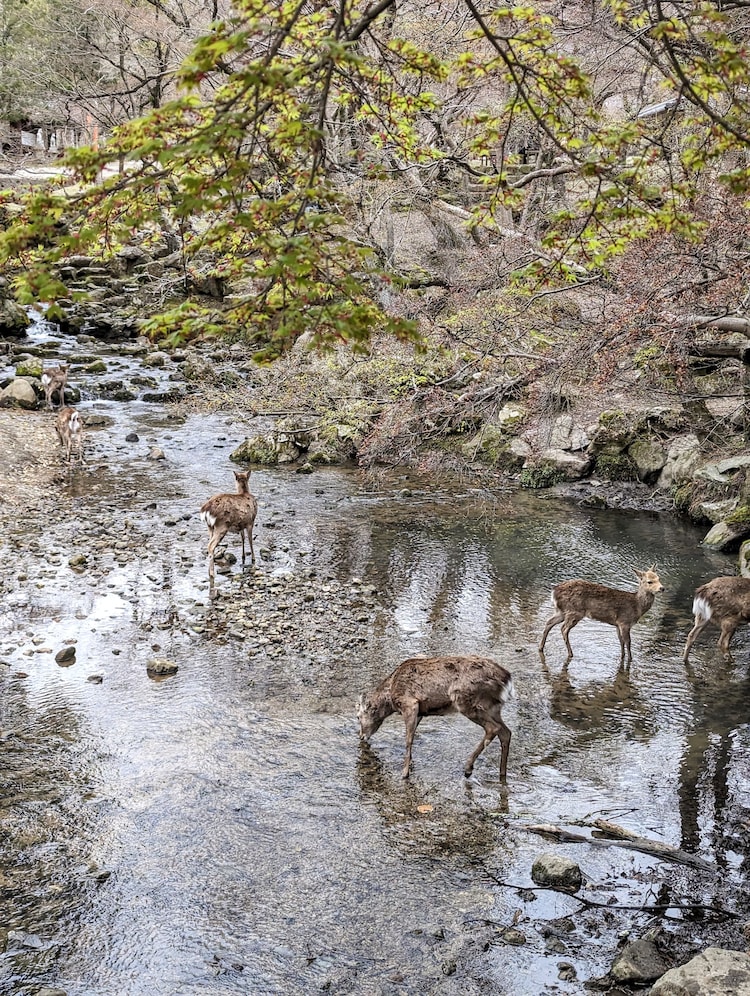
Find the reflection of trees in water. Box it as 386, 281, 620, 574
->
354, 741, 506, 864
1, 686, 98, 984
677, 668, 750, 870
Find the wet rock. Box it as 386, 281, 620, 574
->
557, 962, 577, 982
530, 854, 583, 892
68, 554, 87, 571
498, 927, 526, 945
125, 432, 139, 442
87, 675, 103, 683
147, 447, 166, 461
143, 351, 170, 368
650, 947, 750, 995
146, 658, 178, 677
610, 937, 670, 984
85, 360, 107, 373
55, 646, 76, 664
296, 462, 314, 474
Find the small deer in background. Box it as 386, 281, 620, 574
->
682, 576, 750, 662
357, 655, 514, 781
538, 566, 664, 665
55, 406, 84, 464
200, 470, 258, 581
42, 364, 69, 409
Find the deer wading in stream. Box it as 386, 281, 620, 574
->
357, 655, 514, 781
55, 407, 84, 464
538, 566, 664, 665
41, 364, 69, 409
682, 575, 750, 662
200, 470, 258, 581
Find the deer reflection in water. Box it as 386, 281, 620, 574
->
539, 656, 654, 755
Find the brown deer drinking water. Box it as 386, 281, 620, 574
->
356, 655, 514, 781
538, 566, 664, 665
200, 470, 258, 581
41, 364, 69, 409
55, 406, 84, 464
682, 575, 750, 662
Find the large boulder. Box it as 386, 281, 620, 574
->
539, 448, 594, 480
0, 378, 37, 409
650, 947, 750, 995
628, 438, 667, 483
657, 434, 703, 488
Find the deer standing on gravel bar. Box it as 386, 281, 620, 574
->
538, 566, 664, 665
356, 655, 514, 781
200, 470, 258, 581
682, 575, 750, 663
41, 364, 69, 409
55, 406, 84, 464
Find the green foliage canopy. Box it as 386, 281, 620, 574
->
0, 0, 748, 357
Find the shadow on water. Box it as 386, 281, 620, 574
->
3, 316, 750, 993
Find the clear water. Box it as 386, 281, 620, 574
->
2, 321, 749, 996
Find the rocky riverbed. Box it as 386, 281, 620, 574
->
3, 320, 750, 995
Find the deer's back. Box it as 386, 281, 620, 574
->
389, 656, 512, 713
201, 492, 257, 528
554, 580, 643, 624
698, 576, 750, 618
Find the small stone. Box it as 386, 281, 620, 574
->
87, 675, 103, 683
146, 658, 178, 677
125, 432, 139, 442
147, 447, 166, 460
55, 646, 76, 663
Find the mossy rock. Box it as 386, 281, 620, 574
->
86, 359, 107, 373
519, 463, 563, 489
594, 450, 638, 482
231, 436, 278, 465
15, 358, 43, 378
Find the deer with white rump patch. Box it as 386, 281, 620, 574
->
200, 470, 258, 581
538, 566, 664, 665
682, 575, 750, 662
41, 364, 69, 409
357, 655, 514, 781
55, 406, 84, 464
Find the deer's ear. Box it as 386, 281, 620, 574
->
633, 567, 644, 579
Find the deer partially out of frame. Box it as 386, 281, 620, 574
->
538, 566, 664, 665
682, 576, 750, 662
357, 655, 514, 781
200, 470, 258, 581
41, 364, 69, 409
55, 407, 84, 464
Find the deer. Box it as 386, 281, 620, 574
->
41, 364, 69, 409
356, 655, 514, 781
200, 470, 258, 581
682, 575, 750, 663
538, 566, 664, 665
55, 406, 84, 464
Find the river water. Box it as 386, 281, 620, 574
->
2, 322, 750, 995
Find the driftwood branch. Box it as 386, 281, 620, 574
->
522, 821, 715, 872
477, 872, 738, 920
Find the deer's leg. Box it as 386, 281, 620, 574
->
682, 616, 711, 662
539, 610, 564, 652
718, 618, 739, 661
616, 623, 632, 664
401, 703, 420, 779
206, 526, 228, 580
248, 526, 256, 565
560, 615, 581, 661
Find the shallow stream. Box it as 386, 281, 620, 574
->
1, 321, 749, 995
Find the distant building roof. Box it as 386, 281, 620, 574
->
637, 97, 680, 119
